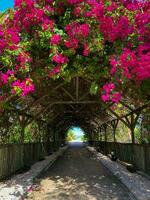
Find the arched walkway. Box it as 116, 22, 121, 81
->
28, 143, 135, 200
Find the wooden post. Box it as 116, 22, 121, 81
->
92, 130, 94, 146
103, 124, 107, 155
111, 119, 119, 154
18, 115, 29, 143
125, 112, 140, 164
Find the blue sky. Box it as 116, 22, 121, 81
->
71, 126, 84, 141
72, 127, 84, 137
0, 0, 14, 12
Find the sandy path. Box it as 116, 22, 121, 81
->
27, 142, 135, 200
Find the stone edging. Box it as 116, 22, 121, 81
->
0, 146, 68, 200
87, 146, 150, 200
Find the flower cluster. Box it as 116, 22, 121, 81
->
51, 53, 68, 64
49, 66, 61, 77
65, 22, 90, 39
101, 83, 122, 103
11, 78, 35, 96
50, 34, 61, 45
100, 16, 133, 42
0, 0, 149, 105
67, 0, 84, 5
110, 47, 150, 81
0, 70, 15, 85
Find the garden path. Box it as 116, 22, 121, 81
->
28, 142, 135, 200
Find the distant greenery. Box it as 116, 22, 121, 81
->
81, 135, 87, 142
66, 130, 76, 142
0, 119, 47, 144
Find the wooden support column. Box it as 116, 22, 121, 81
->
124, 112, 141, 144
99, 127, 102, 142
91, 130, 94, 146
124, 112, 141, 164
111, 119, 119, 154
103, 124, 107, 155
18, 115, 30, 143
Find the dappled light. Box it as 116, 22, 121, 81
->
27, 143, 134, 200
0, 0, 149, 199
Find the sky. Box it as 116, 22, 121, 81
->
0, 0, 14, 12
71, 126, 84, 142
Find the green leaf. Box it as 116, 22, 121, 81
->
90, 82, 99, 95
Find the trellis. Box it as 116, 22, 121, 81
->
1, 76, 149, 144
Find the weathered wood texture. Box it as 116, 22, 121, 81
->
0, 142, 54, 180
93, 141, 150, 175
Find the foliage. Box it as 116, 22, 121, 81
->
81, 134, 87, 142
66, 129, 76, 141
0, 119, 46, 144
0, 0, 149, 110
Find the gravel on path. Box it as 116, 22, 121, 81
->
87, 146, 150, 200
0, 146, 67, 200
27, 142, 135, 200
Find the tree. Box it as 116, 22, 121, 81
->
66, 130, 76, 142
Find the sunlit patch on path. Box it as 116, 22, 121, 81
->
27, 143, 135, 200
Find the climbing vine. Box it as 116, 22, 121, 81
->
0, 0, 149, 109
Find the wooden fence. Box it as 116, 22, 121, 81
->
93, 141, 150, 175
0, 142, 55, 180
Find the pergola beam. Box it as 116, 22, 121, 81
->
76, 77, 79, 101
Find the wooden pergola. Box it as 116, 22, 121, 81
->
1, 76, 149, 147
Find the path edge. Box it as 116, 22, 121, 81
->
87, 146, 150, 200
0, 145, 68, 200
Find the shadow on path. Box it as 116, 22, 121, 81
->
28, 142, 135, 200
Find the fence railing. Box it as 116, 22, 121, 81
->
0, 142, 60, 180
91, 141, 150, 175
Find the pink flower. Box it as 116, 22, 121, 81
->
1, 70, 14, 84
64, 39, 78, 49
49, 66, 61, 77
65, 23, 90, 38
83, 44, 90, 56
51, 34, 61, 45
14, 0, 34, 8
73, 7, 82, 17
112, 92, 122, 103
42, 19, 54, 31
11, 78, 35, 96
1, 73, 9, 84
103, 83, 115, 93
109, 57, 118, 75
100, 16, 133, 42
52, 54, 68, 64
101, 94, 110, 102
67, 0, 84, 4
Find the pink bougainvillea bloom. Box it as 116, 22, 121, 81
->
42, 19, 54, 31
83, 44, 90, 56
1, 70, 14, 84
73, 7, 82, 17
67, 0, 84, 4
51, 34, 61, 45
65, 22, 90, 39
103, 83, 115, 93
52, 54, 68, 64
49, 66, 61, 77
64, 38, 78, 49
112, 92, 122, 103
101, 94, 110, 102
11, 78, 35, 96
1, 73, 9, 84
14, 0, 34, 8
106, 2, 118, 12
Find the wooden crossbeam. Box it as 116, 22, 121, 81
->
76, 77, 79, 101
